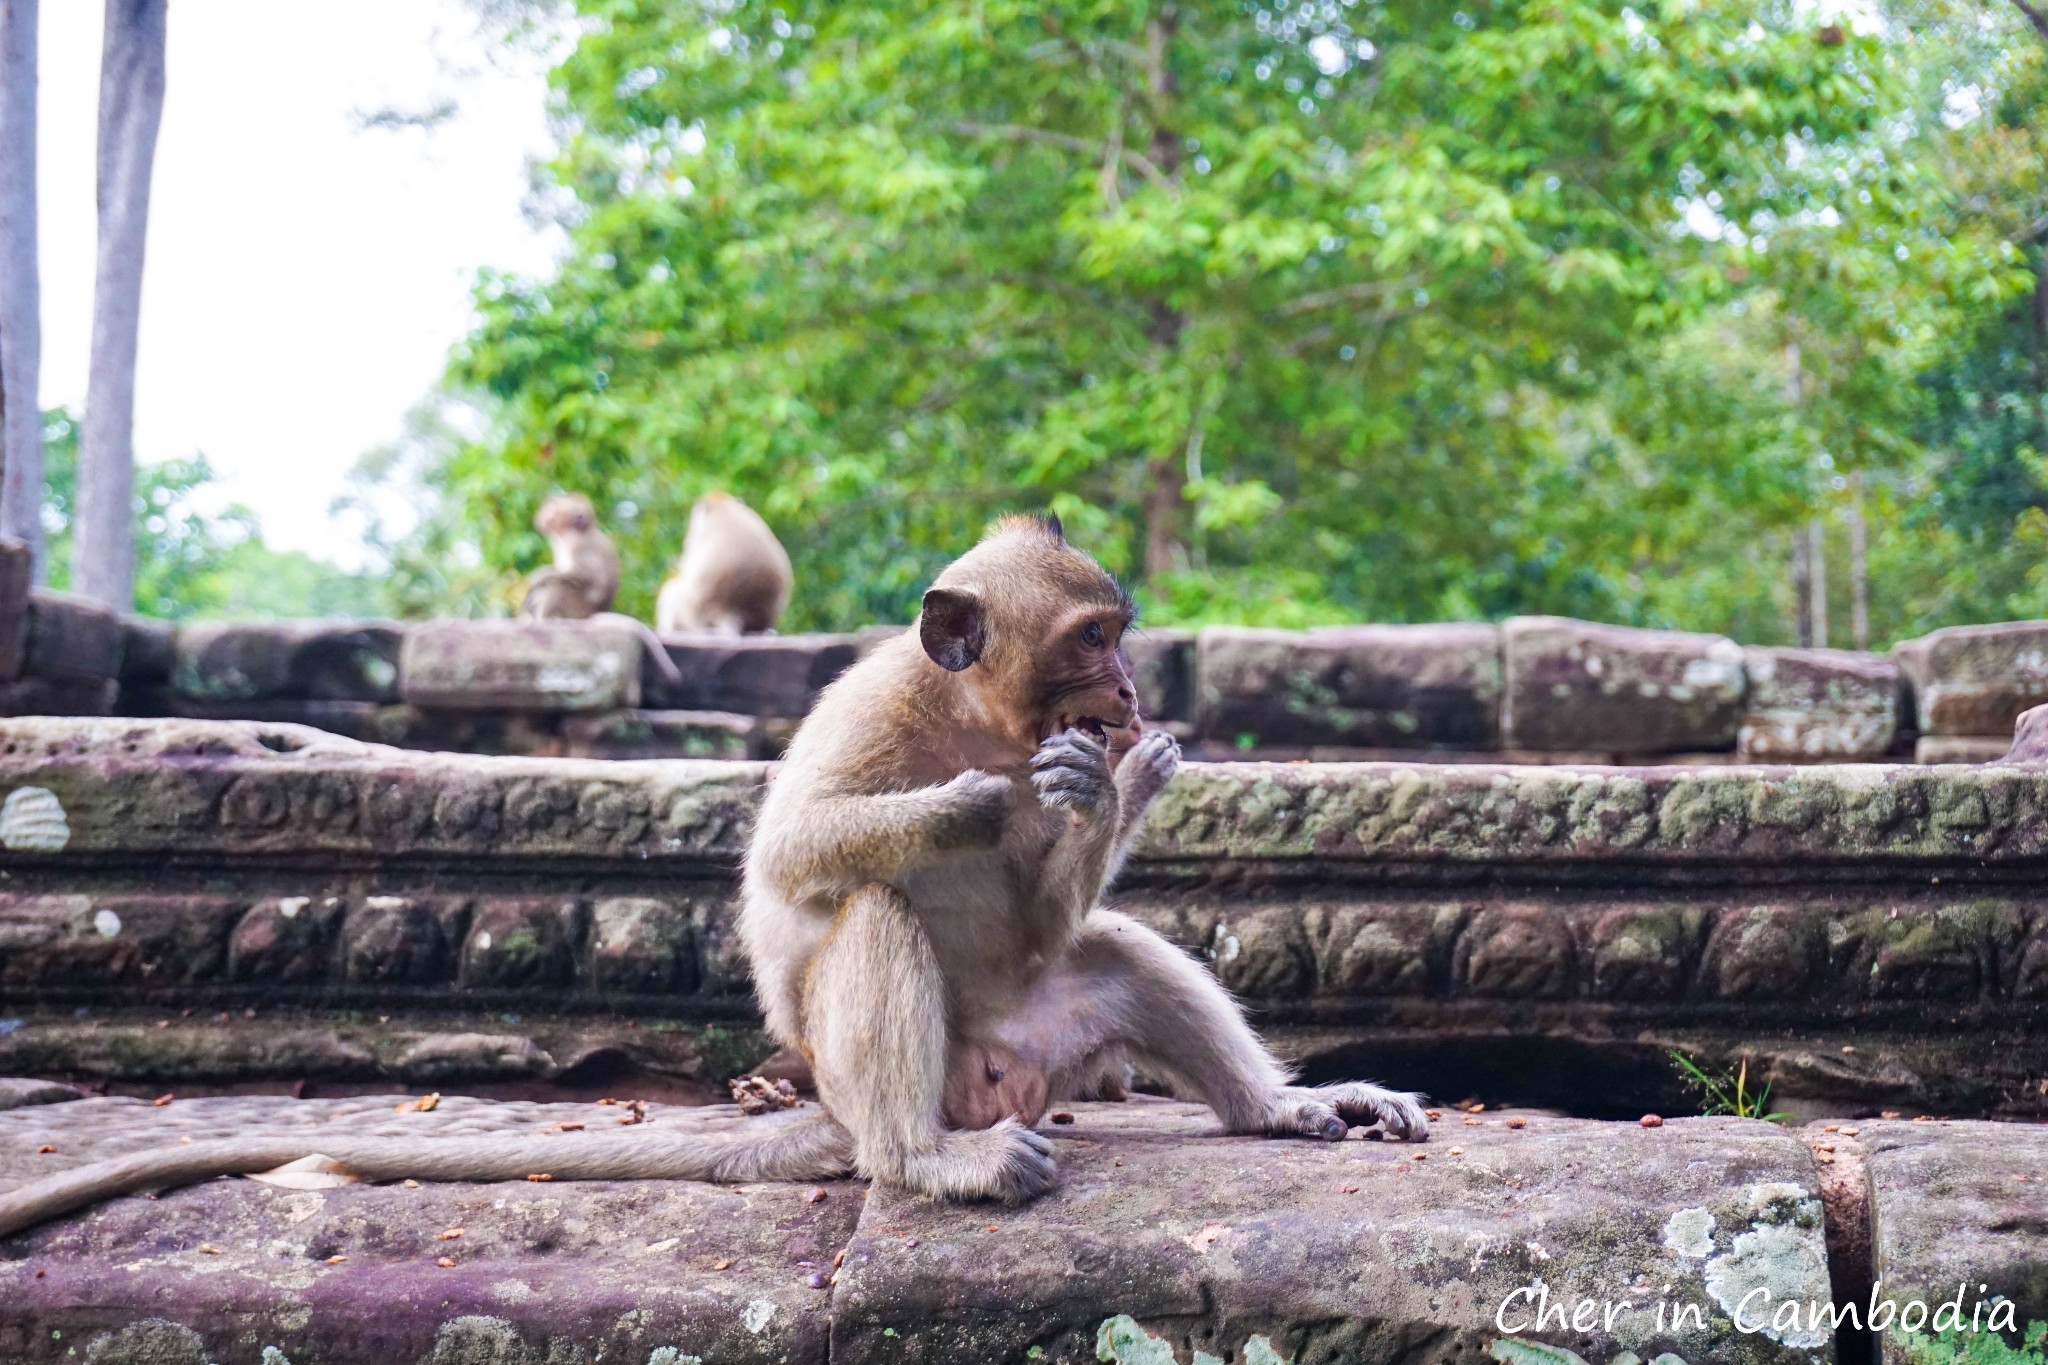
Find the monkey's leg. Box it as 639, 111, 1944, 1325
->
805, 884, 1056, 1203
999, 909, 1430, 1143
0, 1111, 854, 1241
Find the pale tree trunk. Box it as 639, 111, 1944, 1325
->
1848, 477, 1869, 651
0, 0, 40, 574
74, 0, 165, 611
1806, 517, 1829, 650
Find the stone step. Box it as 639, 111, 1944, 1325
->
5, 718, 2048, 1115
0, 1090, 1905, 1365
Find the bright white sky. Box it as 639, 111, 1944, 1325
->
39, 1, 563, 567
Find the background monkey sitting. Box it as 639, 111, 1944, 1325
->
655, 490, 793, 635
522, 492, 619, 619
0, 515, 1423, 1237
521, 490, 683, 690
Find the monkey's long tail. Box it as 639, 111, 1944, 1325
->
0, 1111, 853, 1240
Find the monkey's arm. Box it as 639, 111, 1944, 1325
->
1028, 730, 1126, 919
751, 771, 1012, 903
0, 1112, 852, 1240
1101, 729, 1183, 891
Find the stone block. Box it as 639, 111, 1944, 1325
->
1124, 627, 1194, 723
0, 894, 240, 989
116, 614, 177, 691
1895, 621, 2048, 737
561, 708, 759, 760
0, 676, 118, 717
834, 1100, 1834, 1365
1915, 735, 2010, 764
655, 631, 861, 715
0, 536, 29, 682
22, 590, 122, 682
587, 896, 697, 994
1739, 646, 1901, 762
171, 619, 402, 704
1503, 616, 1746, 753
339, 896, 468, 985
1196, 623, 1502, 747
227, 895, 344, 983
1865, 1120, 2048, 1358
0, 1094, 858, 1365
457, 897, 583, 989
401, 619, 644, 711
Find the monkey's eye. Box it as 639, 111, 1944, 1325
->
1080, 621, 1105, 649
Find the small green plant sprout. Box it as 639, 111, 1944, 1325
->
1898, 1319, 2048, 1365
1669, 1051, 1792, 1123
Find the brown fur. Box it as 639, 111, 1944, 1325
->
0, 517, 1424, 1238
523, 493, 618, 619
655, 491, 793, 635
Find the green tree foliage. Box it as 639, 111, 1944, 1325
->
410, 0, 2035, 639
38, 408, 377, 620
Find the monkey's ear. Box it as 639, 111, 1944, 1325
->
1040, 512, 1064, 542
919, 587, 986, 672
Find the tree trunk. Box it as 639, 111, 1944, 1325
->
1137, 8, 1186, 583
1807, 517, 1829, 650
1790, 529, 1813, 647
0, 0, 40, 574
1848, 478, 1869, 651
75, 0, 165, 612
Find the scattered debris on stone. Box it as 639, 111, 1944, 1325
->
1183, 1222, 1227, 1254
395, 1092, 441, 1114
200, 1244, 222, 1255
34, 1144, 54, 1154
730, 1074, 801, 1114
151, 1093, 175, 1107
438, 1228, 463, 1241
556, 1121, 584, 1132
618, 1099, 648, 1125
1424, 1109, 1442, 1121
713, 1258, 732, 1271
1640, 1114, 1664, 1128
1505, 1117, 1527, 1129
805, 1187, 828, 1203
526, 1173, 553, 1182
325, 1255, 346, 1265
1050, 1111, 1075, 1124
435, 1257, 457, 1268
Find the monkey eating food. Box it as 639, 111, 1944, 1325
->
0, 515, 1424, 1236
655, 490, 793, 635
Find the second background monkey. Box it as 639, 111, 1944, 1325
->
657, 491, 793, 635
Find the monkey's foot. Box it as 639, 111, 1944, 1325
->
1114, 728, 1181, 807
898, 1119, 1057, 1204
1255, 1084, 1432, 1144
1031, 728, 1114, 818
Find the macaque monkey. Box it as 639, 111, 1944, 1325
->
521, 491, 683, 690
523, 493, 619, 619
655, 491, 793, 635
0, 516, 1422, 1239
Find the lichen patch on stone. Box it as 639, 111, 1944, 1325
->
740, 1298, 776, 1334
1662, 1207, 1716, 1258
1, 785, 70, 851
1489, 1340, 1592, 1365
1097, 1315, 1181, 1364
1702, 1224, 1832, 1349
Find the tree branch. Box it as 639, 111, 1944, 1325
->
1278, 275, 1425, 318
2013, 0, 2048, 45
951, 121, 1168, 185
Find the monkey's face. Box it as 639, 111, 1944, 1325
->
535, 494, 597, 536
919, 516, 1142, 756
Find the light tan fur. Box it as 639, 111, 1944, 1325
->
521, 491, 683, 691
523, 493, 619, 620
0, 517, 1423, 1239
655, 491, 793, 635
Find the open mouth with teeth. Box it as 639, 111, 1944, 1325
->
1051, 713, 1143, 751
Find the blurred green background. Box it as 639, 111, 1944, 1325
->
113, 1, 2048, 646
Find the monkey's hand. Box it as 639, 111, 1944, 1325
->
1253, 1083, 1431, 1144
1113, 728, 1181, 819
930, 769, 1014, 851
1031, 728, 1117, 825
